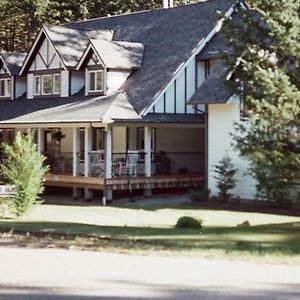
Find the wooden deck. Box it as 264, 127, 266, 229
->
45, 173, 205, 191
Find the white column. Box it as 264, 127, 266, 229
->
104, 125, 112, 179
37, 128, 44, 154
72, 127, 79, 176
84, 126, 91, 177
144, 126, 152, 177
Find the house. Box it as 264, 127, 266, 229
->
0, 0, 256, 203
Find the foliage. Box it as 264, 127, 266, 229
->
189, 186, 210, 202
0, 132, 48, 216
223, 1, 300, 203
0, 0, 198, 52
214, 156, 237, 201
175, 216, 203, 229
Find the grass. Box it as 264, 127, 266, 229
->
1, 200, 300, 264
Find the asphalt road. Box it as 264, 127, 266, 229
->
0, 247, 299, 299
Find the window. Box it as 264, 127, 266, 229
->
42, 75, 52, 95
53, 74, 61, 94
34, 76, 41, 95
92, 128, 105, 151
89, 70, 104, 92
0, 79, 11, 97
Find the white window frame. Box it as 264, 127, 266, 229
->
34, 75, 41, 95
0, 78, 11, 98
88, 70, 104, 93
53, 73, 61, 95
41, 74, 53, 95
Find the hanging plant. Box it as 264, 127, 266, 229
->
52, 131, 65, 142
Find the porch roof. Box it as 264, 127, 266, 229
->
0, 91, 140, 125
188, 61, 234, 105
115, 113, 205, 124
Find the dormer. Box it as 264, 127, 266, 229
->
77, 39, 144, 96
0, 52, 26, 100
20, 25, 114, 99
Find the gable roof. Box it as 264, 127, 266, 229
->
0, 52, 26, 75
78, 39, 145, 70
64, 0, 233, 114
0, 91, 139, 124
20, 26, 114, 73
188, 61, 233, 104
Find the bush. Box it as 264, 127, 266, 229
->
189, 187, 210, 202
175, 216, 203, 229
0, 132, 49, 217
214, 155, 237, 202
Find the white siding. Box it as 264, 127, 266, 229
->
61, 70, 69, 97
165, 85, 175, 113
27, 74, 34, 99
207, 100, 256, 199
197, 61, 206, 87
176, 71, 186, 113
112, 127, 127, 154
106, 70, 130, 94
71, 71, 84, 95
15, 77, 27, 98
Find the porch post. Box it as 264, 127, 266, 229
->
84, 126, 92, 200
37, 128, 44, 154
72, 127, 79, 176
144, 126, 152, 197
103, 125, 112, 205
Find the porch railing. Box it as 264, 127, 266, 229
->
42, 151, 205, 177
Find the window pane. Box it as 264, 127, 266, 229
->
53, 74, 61, 94
34, 76, 40, 95
0, 81, 5, 96
89, 72, 95, 91
5, 79, 11, 97
42, 75, 52, 94
96, 71, 103, 91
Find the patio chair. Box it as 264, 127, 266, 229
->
118, 150, 139, 176
90, 150, 105, 176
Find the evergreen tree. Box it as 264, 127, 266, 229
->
223, 1, 300, 203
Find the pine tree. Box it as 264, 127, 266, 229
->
223, 1, 300, 203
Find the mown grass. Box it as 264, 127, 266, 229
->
0, 201, 300, 264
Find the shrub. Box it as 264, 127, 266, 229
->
189, 187, 210, 202
175, 216, 203, 229
214, 155, 237, 202
0, 132, 49, 217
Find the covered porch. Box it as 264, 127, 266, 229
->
0, 120, 206, 203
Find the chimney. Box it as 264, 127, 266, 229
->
163, 0, 174, 8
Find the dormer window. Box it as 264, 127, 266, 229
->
0, 78, 11, 98
88, 70, 104, 93
34, 73, 61, 96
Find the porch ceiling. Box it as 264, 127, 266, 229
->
0, 91, 140, 125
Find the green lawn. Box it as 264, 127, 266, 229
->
1, 200, 300, 264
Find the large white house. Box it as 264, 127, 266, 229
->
0, 0, 256, 202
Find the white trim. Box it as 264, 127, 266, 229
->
34, 75, 41, 95
41, 74, 52, 95
19, 27, 67, 75
53, 73, 61, 95
88, 70, 104, 93
142, 5, 235, 116
0, 78, 12, 98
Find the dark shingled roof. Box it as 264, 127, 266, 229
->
0, 52, 27, 75
64, 0, 233, 114
43, 25, 113, 68
0, 91, 139, 124
197, 31, 229, 60
188, 61, 234, 104
115, 113, 205, 124
88, 39, 145, 69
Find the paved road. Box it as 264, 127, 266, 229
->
0, 247, 299, 299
